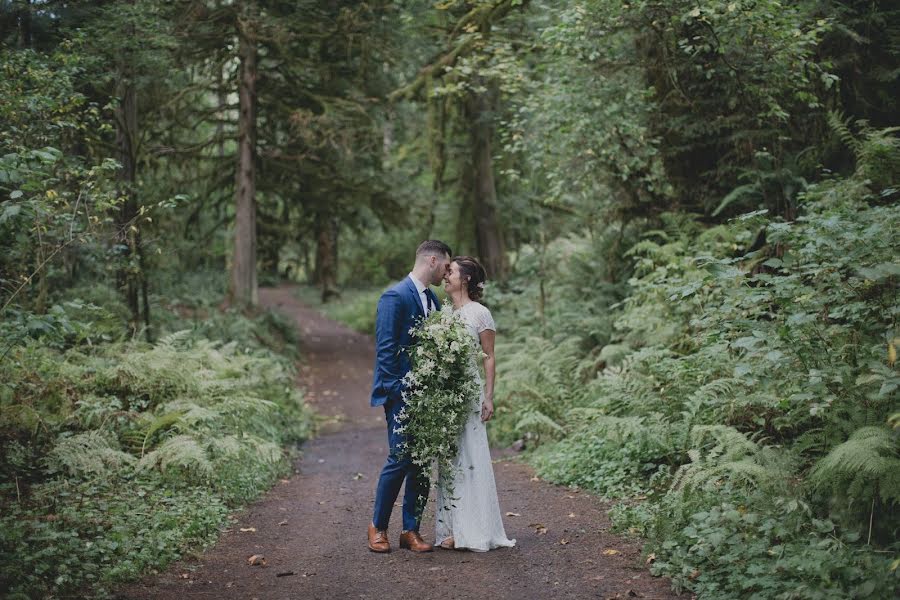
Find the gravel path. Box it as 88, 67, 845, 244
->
117, 285, 679, 600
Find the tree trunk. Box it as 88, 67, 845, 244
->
231, 2, 259, 308
464, 83, 507, 280
114, 5, 149, 338
315, 214, 340, 303
115, 79, 140, 334
17, 0, 32, 48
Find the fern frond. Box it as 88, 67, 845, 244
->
45, 431, 135, 478
690, 425, 759, 461
827, 111, 862, 157
515, 408, 565, 439
136, 434, 213, 477
810, 426, 900, 503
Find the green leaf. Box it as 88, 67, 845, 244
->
0, 203, 22, 224
856, 263, 900, 281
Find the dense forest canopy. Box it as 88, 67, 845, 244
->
1, 0, 898, 598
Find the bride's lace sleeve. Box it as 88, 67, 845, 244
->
476, 305, 496, 333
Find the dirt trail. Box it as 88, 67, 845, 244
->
118, 285, 679, 600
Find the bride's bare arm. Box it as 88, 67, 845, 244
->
479, 329, 496, 422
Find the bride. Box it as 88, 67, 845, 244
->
435, 256, 516, 552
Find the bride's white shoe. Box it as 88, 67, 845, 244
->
438, 537, 455, 550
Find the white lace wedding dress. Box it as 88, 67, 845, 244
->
435, 301, 516, 552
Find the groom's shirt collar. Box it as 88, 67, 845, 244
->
408, 272, 430, 314
408, 272, 427, 294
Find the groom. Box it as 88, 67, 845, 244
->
368, 240, 452, 553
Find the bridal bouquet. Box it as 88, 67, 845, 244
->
396, 308, 481, 502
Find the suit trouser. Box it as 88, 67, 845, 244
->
372, 396, 429, 531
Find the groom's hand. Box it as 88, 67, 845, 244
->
481, 400, 494, 422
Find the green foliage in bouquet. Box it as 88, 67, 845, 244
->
397, 309, 482, 516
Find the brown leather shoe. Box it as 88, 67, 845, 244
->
399, 530, 434, 552
368, 523, 390, 553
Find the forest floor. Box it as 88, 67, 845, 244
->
118, 285, 681, 600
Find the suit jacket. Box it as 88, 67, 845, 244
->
370, 276, 440, 407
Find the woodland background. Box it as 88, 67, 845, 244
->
0, 1, 898, 598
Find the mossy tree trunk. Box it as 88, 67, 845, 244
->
464, 81, 507, 280
314, 212, 340, 303
115, 0, 151, 339
231, 0, 259, 308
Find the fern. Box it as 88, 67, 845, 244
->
827, 111, 862, 157
137, 434, 213, 478
810, 426, 900, 505
515, 408, 565, 440
44, 431, 135, 478
670, 425, 786, 497
827, 111, 900, 190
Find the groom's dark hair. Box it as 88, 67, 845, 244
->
416, 240, 452, 258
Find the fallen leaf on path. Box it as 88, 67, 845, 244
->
602, 549, 620, 556
239, 527, 256, 533
318, 501, 326, 505
505, 512, 521, 517
530, 476, 540, 482
225, 581, 234, 588
179, 573, 190, 579
559, 538, 570, 545
247, 555, 266, 566
352, 472, 365, 480
645, 553, 656, 564
279, 479, 290, 484
568, 512, 576, 518
528, 523, 548, 535
278, 520, 288, 526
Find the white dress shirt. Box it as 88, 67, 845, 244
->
408, 273, 432, 314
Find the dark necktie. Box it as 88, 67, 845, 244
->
425, 290, 434, 313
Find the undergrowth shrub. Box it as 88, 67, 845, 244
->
0, 311, 312, 598
491, 126, 900, 598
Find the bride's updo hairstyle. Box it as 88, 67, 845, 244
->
453, 256, 487, 301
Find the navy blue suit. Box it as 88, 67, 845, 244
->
371, 276, 440, 531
